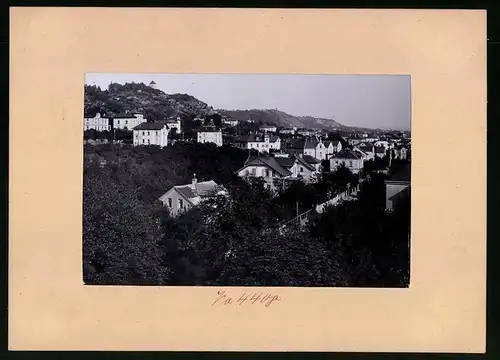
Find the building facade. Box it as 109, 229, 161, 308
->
236, 156, 293, 192
113, 114, 147, 131
158, 175, 226, 217
197, 128, 223, 146
234, 134, 281, 153
165, 118, 182, 133
133, 122, 170, 147
329, 149, 364, 174
385, 164, 411, 211
84, 112, 111, 132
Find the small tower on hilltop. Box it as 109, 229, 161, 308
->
149, 81, 157, 89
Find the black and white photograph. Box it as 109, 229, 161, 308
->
83, 74, 411, 287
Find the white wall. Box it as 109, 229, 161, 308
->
330, 158, 363, 174
133, 126, 169, 147
84, 113, 110, 131
114, 115, 147, 130
197, 131, 223, 146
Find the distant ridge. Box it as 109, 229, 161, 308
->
84, 82, 405, 132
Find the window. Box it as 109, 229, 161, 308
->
252, 168, 256, 175
147, 131, 150, 136
147, 139, 150, 144
300, 167, 304, 172
179, 199, 183, 209
168, 198, 172, 207
349, 161, 353, 167
265, 169, 270, 177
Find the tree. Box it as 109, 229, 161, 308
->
83, 168, 171, 285
114, 129, 133, 143
214, 229, 350, 286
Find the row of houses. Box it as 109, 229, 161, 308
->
159, 153, 411, 218
84, 113, 182, 133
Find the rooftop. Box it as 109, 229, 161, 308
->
113, 114, 144, 119
133, 122, 168, 130
302, 154, 321, 164
240, 156, 292, 177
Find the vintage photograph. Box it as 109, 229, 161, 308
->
83, 74, 411, 287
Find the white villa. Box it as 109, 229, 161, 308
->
355, 142, 375, 160
113, 113, 147, 131
223, 118, 239, 127
165, 117, 182, 133
84, 112, 111, 132
234, 134, 281, 153
329, 149, 364, 174
393, 145, 409, 160
236, 155, 293, 192
300, 138, 342, 161
273, 153, 319, 184
259, 125, 278, 133
197, 128, 223, 146
132, 121, 170, 147
159, 175, 227, 217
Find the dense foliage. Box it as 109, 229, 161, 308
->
84, 82, 217, 120
83, 143, 410, 287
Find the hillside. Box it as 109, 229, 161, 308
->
84, 82, 218, 120
84, 82, 349, 130
218, 109, 346, 130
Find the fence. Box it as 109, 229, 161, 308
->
279, 182, 362, 230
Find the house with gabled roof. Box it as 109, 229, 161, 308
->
163, 117, 182, 133
302, 154, 322, 171
385, 164, 411, 211
374, 146, 387, 158
84, 112, 111, 132
273, 153, 319, 183
353, 142, 375, 161
133, 121, 170, 147
325, 139, 342, 154
329, 149, 364, 174
158, 174, 227, 217
113, 113, 147, 130
236, 155, 294, 191
233, 134, 281, 153
197, 127, 223, 146
259, 125, 278, 133
393, 145, 409, 160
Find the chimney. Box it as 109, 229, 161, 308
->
192, 173, 197, 185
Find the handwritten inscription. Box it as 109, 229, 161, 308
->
211, 290, 281, 307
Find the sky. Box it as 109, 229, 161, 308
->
85, 73, 411, 130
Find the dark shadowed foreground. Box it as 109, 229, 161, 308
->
83, 143, 410, 287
